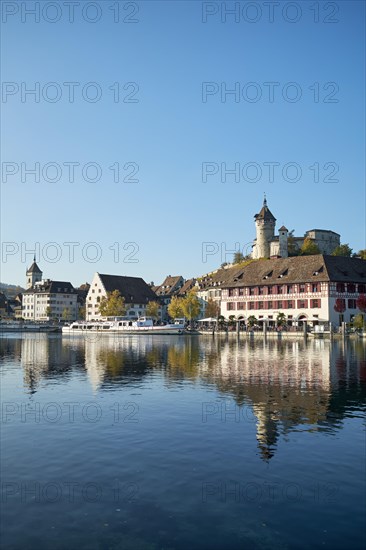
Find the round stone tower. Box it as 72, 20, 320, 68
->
26, 257, 42, 289
253, 197, 276, 258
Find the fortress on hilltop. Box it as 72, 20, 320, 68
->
251, 197, 340, 259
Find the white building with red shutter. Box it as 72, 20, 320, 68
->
220, 255, 366, 327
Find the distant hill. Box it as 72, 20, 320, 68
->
0, 283, 25, 297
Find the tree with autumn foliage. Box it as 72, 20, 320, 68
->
300, 237, 320, 256
98, 290, 126, 317
331, 243, 353, 257
167, 296, 184, 319
334, 298, 346, 326
353, 314, 365, 330
205, 298, 220, 318
356, 294, 366, 327
146, 301, 160, 320
334, 298, 346, 313
356, 294, 366, 313
182, 291, 201, 321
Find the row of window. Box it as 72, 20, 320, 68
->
88, 300, 146, 308
335, 283, 365, 293
87, 311, 143, 318
23, 300, 74, 310
227, 283, 365, 297
336, 299, 358, 309
24, 295, 73, 301
227, 298, 360, 311
227, 300, 322, 310
228, 283, 320, 297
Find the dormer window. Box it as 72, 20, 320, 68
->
263, 270, 273, 280
278, 269, 288, 278
312, 266, 324, 276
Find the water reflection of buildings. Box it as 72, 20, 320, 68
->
2, 334, 84, 394
4, 334, 365, 460
201, 338, 365, 460
204, 340, 334, 460
61, 334, 200, 391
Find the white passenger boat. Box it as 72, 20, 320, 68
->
62, 317, 186, 335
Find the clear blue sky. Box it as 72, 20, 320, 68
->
1, 0, 365, 287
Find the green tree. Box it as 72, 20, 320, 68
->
146, 300, 160, 320
357, 249, 366, 260
78, 306, 86, 320
247, 315, 257, 328
331, 243, 353, 257
182, 291, 201, 321
62, 307, 71, 321
98, 290, 126, 317
276, 312, 286, 327
287, 230, 300, 256
233, 251, 245, 264
356, 294, 366, 326
218, 315, 226, 329
45, 306, 52, 318
300, 237, 320, 256
353, 314, 365, 330
205, 298, 220, 318
167, 296, 184, 319
228, 315, 237, 328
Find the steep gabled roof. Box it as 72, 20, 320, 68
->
154, 275, 183, 296
98, 274, 157, 303
323, 256, 366, 283
198, 265, 248, 290
177, 278, 196, 296
221, 255, 366, 288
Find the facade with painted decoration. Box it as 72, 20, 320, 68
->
220, 255, 366, 327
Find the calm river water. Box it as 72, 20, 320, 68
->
1, 334, 365, 550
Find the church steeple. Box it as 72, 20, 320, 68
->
26, 258, 42, 289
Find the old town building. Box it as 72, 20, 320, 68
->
86, 273, 159, 321
220, 255, 366, 327
22, 259, 78, 321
